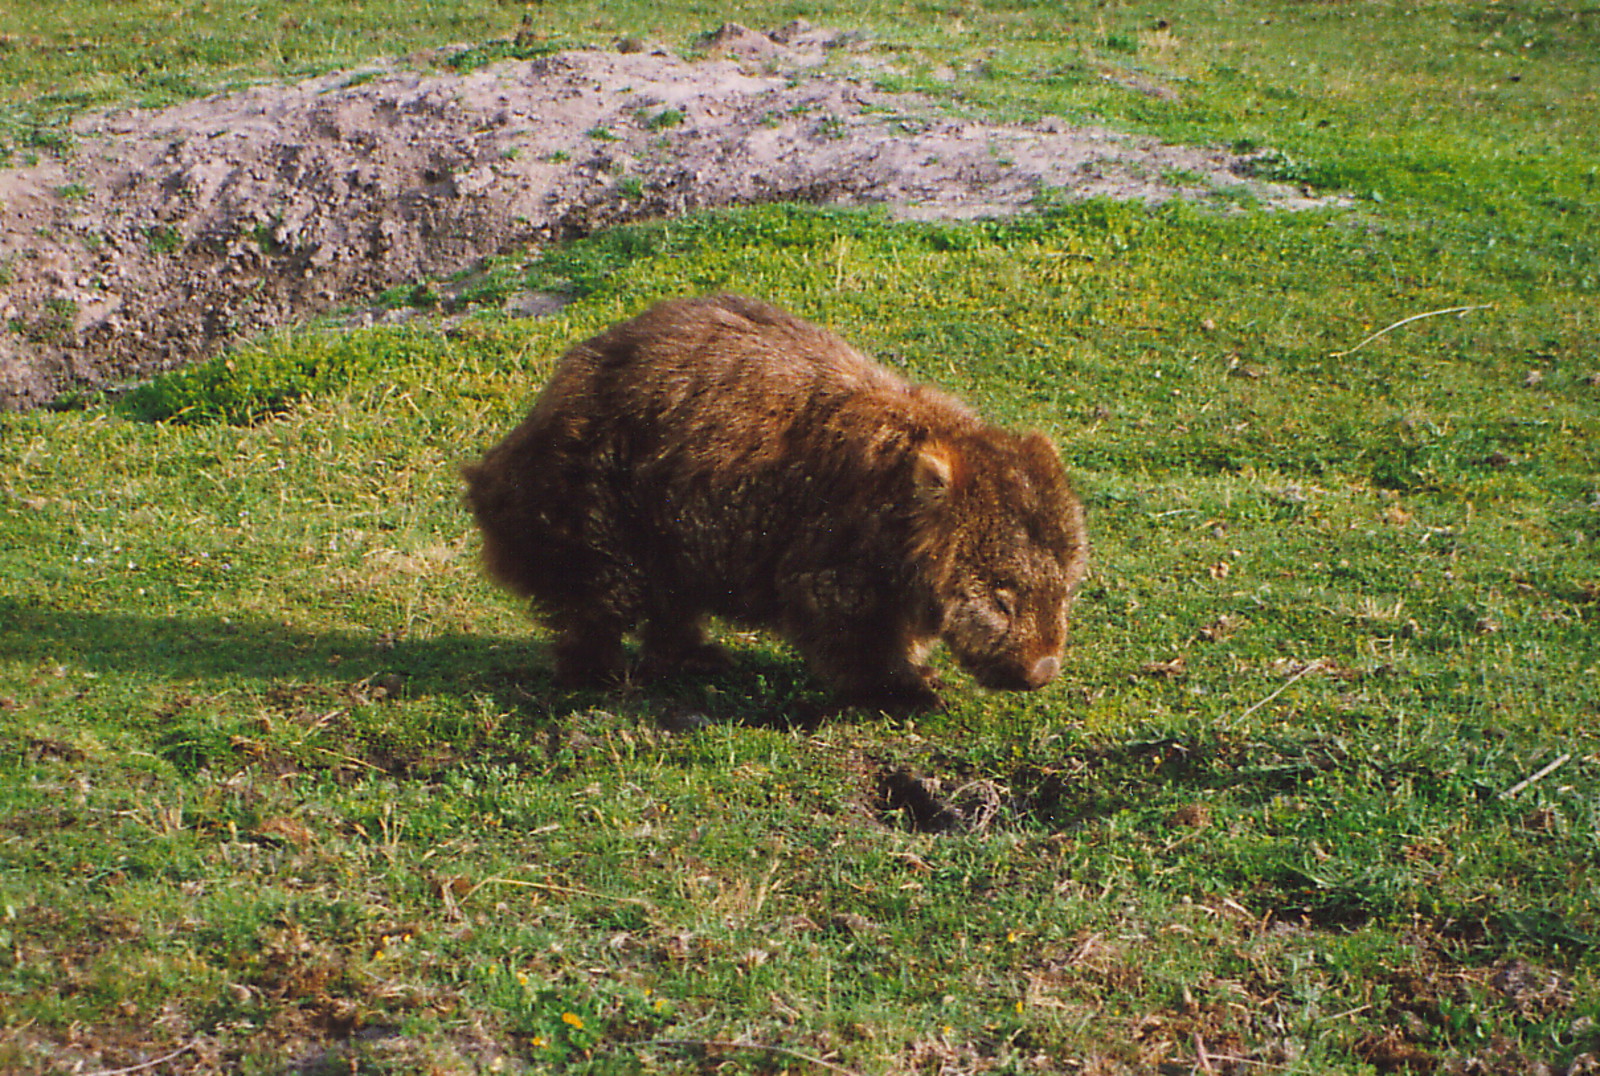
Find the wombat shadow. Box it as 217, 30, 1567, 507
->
1, 604, 846, 735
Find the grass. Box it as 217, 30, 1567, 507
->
3, 1, 1600, 1073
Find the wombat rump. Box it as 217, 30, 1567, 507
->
463, 294, 1088, 708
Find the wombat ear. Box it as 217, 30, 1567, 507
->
1021, 431, 1064, 476
913, 443, 956, 502
1022, 430, 1059, 459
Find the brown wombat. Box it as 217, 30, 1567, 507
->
463, 294, 1088, 709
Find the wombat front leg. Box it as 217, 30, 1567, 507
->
806, 630, 944, 711
834, 663, 944, 712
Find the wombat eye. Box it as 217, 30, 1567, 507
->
993, 587, 1017, 618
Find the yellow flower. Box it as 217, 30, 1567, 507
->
561, 1012, 585, 1031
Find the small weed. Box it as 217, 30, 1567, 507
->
249, 219, 282, 255
640, 106, 684, 131
444, 36, 566, 72
8, 296, 77, 344
1102, 31, 1140, 54
1233, 147, 1342, 189
145, 225, 183, 255
337, 70, 381, 90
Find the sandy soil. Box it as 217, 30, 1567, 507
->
0, 23, 1327, 410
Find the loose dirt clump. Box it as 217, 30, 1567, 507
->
0, 23, 1327, 409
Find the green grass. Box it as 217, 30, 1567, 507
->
4, 1, 1600, 1073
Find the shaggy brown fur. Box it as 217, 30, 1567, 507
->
463, 294, 1088, 709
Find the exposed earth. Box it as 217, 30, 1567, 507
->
0, 22, 1330, 410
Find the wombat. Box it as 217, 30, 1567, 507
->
463, 294, 1088, 709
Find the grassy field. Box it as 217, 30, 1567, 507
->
3, 2, 1599, 1073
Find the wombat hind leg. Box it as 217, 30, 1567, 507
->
639, 614, 735, 679
550, 613, 628, 687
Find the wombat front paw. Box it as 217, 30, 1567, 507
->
841, 673, 946, 713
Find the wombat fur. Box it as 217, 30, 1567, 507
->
463, 294, 1088, 709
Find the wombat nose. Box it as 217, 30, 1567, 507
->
1027, 655, 1060, 688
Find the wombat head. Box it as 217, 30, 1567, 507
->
913, 431, 1088, 692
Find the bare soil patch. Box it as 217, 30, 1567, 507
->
0, 23, 1326, 409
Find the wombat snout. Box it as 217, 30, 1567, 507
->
1028, 655, 1061, 689
971, 653, 1062, 693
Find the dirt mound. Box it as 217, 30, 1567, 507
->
0, 23, 1325, 409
